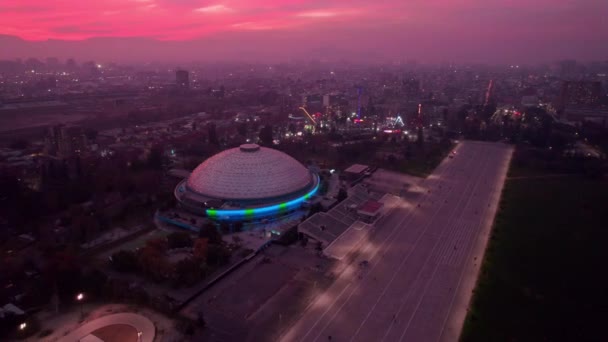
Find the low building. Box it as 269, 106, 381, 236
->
356, 200, 384, 223
341, 164, 369, 183
0, 303, 25, 318
563, 105, 608, 125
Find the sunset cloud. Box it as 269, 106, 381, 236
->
194, 4, 233, 14
0, 0, 606, 63
296, 11, 338, 18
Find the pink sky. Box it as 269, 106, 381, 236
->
1, 0, 607, 63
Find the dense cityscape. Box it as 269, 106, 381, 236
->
1, 1, 608, 342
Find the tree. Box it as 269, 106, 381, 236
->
309, 202, 323, 216
144, 237, 168, 253
110, 250, 139, 272
173, 257, 203, 286
197, 311, 206, 327
44, 249, 82, 300
193, 238, 209, 260
129, 284, 150, 305
80, 268, 108, 298
0, 312, 39, 339
387, 154, 397, 165
402, 143, 413, 160
259, 125, 274, 145
219, 222, 230, 234
288, 123, 297, 134
207, 123, 219, 145
315, 241, 323, 251
337, 188, 348, 202
138, 241, 170, 281
207, 245, 231, 266
147, 146, 164, 170
416, 127, 424, 147
199, 222, 222, 244
232, 235, 243, 247
167, 231, 193, 249
84, 128, 98, 141
237, 122, 248, 137
177, 318, 196, 335
9, 139, 29, 150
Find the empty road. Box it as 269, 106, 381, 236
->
281, 141, 513, 342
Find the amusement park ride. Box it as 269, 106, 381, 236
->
381, 115, 405, 133
297, 106, 317, 126
297, 107, 319, 133
293, 87, 419, 135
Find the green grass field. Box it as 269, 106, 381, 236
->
461, 172, 608, 341
379, 141, 455, 177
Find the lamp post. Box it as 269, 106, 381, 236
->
137, 331, 143, 342
76, 293, 84, 318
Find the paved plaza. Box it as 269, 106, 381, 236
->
61, 313, 155, 342
281, 141, 513, 342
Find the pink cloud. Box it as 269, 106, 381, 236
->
0, 0, 378, 40
194, 5, 234, 14
0, 0, 606, 63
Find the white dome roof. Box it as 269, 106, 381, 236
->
186, 144, 313, 201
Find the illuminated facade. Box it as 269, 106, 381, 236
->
175, 144, 319, 221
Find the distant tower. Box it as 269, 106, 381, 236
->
356, 86, 362, 118
176, 69, 190, 89
58, 126, 86, 158
44, 125, 62, 156
484, 79, 494, 106
45, 124, 86, 158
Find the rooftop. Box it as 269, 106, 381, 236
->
186, 144, 313, 201
357, 200, 384, 216
344, 164, 369, 174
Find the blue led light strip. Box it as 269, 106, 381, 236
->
206, 174, 320, 220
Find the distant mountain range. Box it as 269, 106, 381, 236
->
1, 33, 607, 65
0, 33, 372, 64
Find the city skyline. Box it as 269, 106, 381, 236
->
1, 0, 608, 63
1, 2, 608, 341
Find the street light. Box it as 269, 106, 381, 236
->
76, 293, 84, 317
137, 331, 143, 342
19, 322, 27, 331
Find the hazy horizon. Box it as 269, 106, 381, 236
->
1, 0, 608, 64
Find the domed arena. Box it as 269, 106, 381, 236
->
174, 144, 319, 221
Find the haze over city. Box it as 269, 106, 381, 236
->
2, 0, 608, 63
2, 1, 608, 342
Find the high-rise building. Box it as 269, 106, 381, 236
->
559, 60, 578, 78
176, 69, 189, 89
323, 93, 342, 107
402, 78, 421, 97
44, 125, 62, 156
66, 58, 77, 70
45, 57, 59, 69
44, 125, 87, 158
558, 81, 602, 108
58, 126, 86, 158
